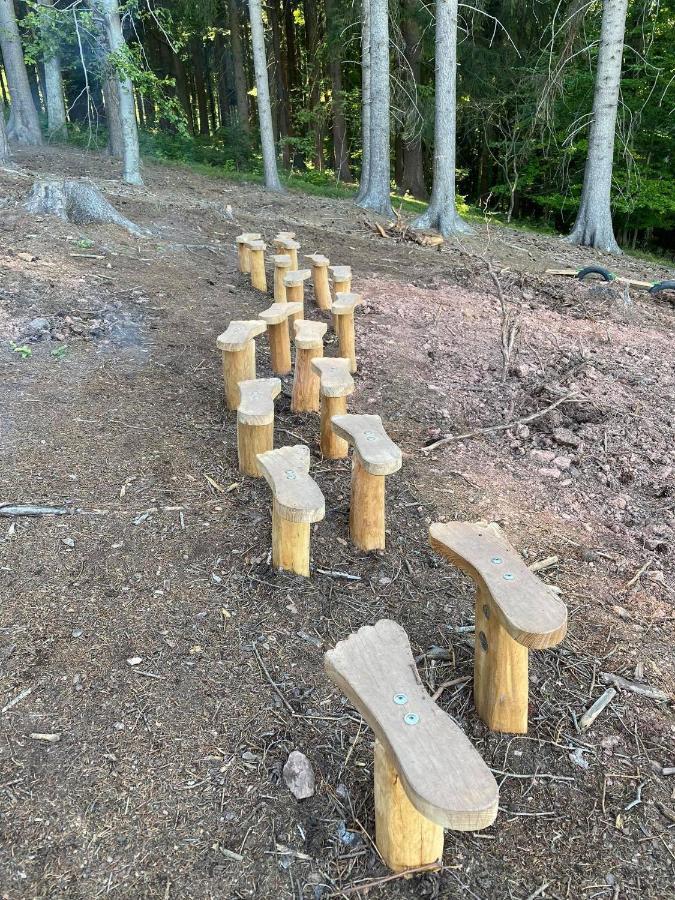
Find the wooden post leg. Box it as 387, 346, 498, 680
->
336, 313, 357, 372
223, 342, 256, 410
250, 250, 267, 292
274, 266, 287, 302
374, 740, 444, 873
334, 277, 352, 297
237, 422, 273, 476
474, 587, 529, 733
313, 268, 332, 310
289, 248, 298, 270
320, 395, 348, 458
268, 321, 292, 375
286, 284, 304, 322
238, 244, 250, 273
350, 452, 385, 549
272, 502, 310, 576
291, 347, 322, 413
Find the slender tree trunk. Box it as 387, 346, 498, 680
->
283, 0, 298, 95
248, 0, 283, 190
269, 0, 291, 166
0, 101, 10, 160
567, 0, 627, 254
0, 0, 42, 145
303, 0, 324, 169
97, 0, 142, 185
355, 0, 371, 201
412, 0, 469, 235
167, 45, 194, 133
356, 0, 393, 215
191, 39, 211, 135
325, 0, 350, 181
229, 0, 250, 132
103, 72, 124, 157
37, 0, 67, 137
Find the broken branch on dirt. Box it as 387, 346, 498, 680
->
600, 672, 671, 702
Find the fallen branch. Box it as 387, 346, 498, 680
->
0, 504, 69, 517
600, 672, 671, 702
579, 687, 616, 731
333, 862, 451, 896
421, 392, 580, 452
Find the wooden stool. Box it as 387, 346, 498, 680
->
274, 235, 300, 270
273, 254, 292, 302
306, 254, 332, 310
216, 320, 267, 410
331, 414, 401, 550
236, 232, 261, 273
429, 521, 568, 734
237, 378, 281, 477
332, 292, 361, 372
283, 269, 311, 323
311, 358, 355, 459
257, 444, 325, 576
325, 619, 499, 872
291, 320, 327, 413
330, 264, 352, 299
244, 239, 267, 292
259, 301, 303, 375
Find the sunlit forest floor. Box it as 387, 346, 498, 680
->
1, 146, 674, 899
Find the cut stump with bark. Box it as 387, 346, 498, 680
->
24, 180, 146, 236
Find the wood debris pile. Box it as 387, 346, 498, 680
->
364, 216, 444, 248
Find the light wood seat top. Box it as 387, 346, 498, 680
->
310, 357, 355, 397
244, 238, 266, 251
236, 232, 261, 244
273, 254, 292, 267
331, 414, 402, 476
284, 269, 311, 286
332, 292, 362, 315
306, 253, 330, 267
274, 236, 300, 251
237, 378, 281, 425
275, 231, 296, 240
294, 320, 327, 349
217, 320, 267, 352
325, 619, 499, 831
429, 522, 568, 649
259, 301, 304, 325
330, 265, 352, 280
257, 445, 325, 523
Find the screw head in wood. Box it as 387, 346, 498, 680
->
393, 693, 408, 705
285, 470, 297, 480
491, 556, 503, 564
403, 713, 419, 726
503, 572, 515, 581
363, 431, 377, 442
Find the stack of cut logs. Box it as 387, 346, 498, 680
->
216, 230, 569, 876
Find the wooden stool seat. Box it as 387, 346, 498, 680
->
331, 413, 402, 475
332, 292, 362, 371
429, 521, 568, 733
274, 236, 300, 269
283, 269, 311, 290
293, 319, 327, 349
325, 619, 499, 871
259, 302, 304, 375
291, 321, 327, 413
306, 254, 332, 310
217, 320, 267, 410
330, 414, 401, 549
284, 269, 311, 320
330, 264, 352, 299
311, 358, 355, 459
257, 445, 325, 576
236, 232, 261, 273
236, 378, 281, 476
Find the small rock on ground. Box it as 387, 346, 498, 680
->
283, 750, 315, 800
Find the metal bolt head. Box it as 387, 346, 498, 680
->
491, 556, 503, 565
403, 713, 419, 726
285, 469, 297, 480
503, 572, 515, 581
393, 693, 408, 705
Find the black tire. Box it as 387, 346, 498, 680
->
648, 280, 675, 295
577, 266, 614, 282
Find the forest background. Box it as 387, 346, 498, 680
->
1, 0, 674, 256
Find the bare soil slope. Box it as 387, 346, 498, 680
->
1, 147, 674, 900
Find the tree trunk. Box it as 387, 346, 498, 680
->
103, 71, 124, 157
356, 0, 392, 215
356, 0, 371, 201
167, 44, 194, 134
567, 0, 627, 254
283, 0, 298, 94
191, 38, 211, 135
229, 0, 250, 132
0, 102, 10, 160
97, 0, 143, 185
325, 0, 350, 181
269, 0, 291, 166
37, 0, 67, 137
412, 0, 469, 235
0, 0, 42, 145
303, 0, 324, 169
248, 0, 283, 190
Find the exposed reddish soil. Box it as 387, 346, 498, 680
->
1, 146, 673, 899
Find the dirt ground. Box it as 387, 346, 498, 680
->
1, 146, 674, 900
